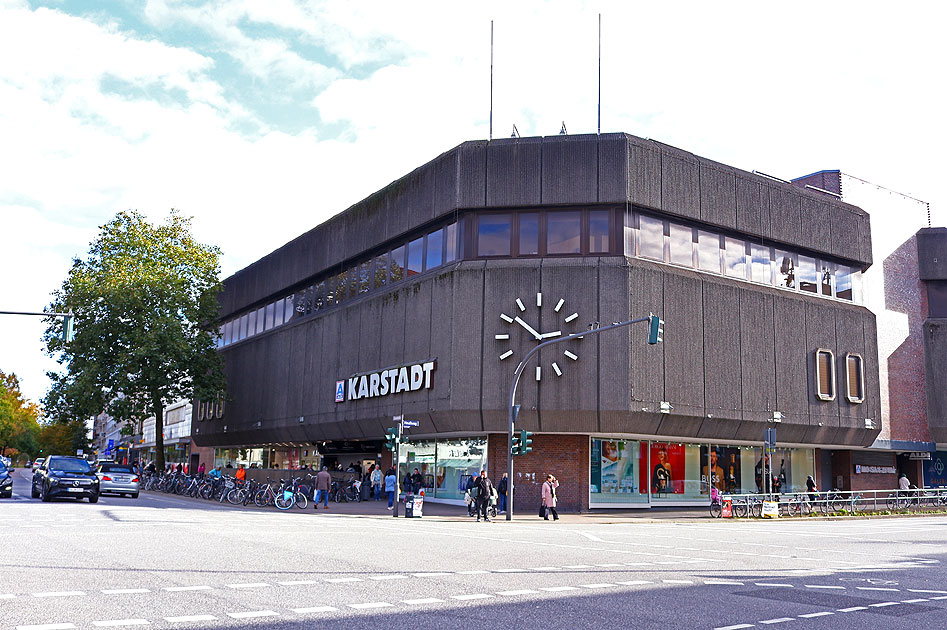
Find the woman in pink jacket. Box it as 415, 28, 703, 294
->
541, 474, 560, 521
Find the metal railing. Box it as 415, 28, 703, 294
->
719, 487, 947, 518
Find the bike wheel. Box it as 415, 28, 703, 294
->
254, 490, 268, 507
787, 499, 800, 516
275, 492, 295, 511
733, 501, 748, 518
226, 488, 241, 505
710, 503, 722, 518
295, 492, 308, 509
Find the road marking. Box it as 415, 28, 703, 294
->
102, 589, 151, 594
497, 590, 538, 596
857, 587, 899, 592
278, 580, 321, 586
452, 594, 494, 600
931, 596, 947, 600
596, 563, 623, 567
412, 572, 451, 577
663, 580, 693, 584
705, 581, 744, 586
164, 586, 211, 592
457, 570, 491, 575
755, 583, 793, 588
714, 625, 754, 630
798, 612, 834, 618
804, 585, 844, 590
622, 562, 653, 566
32, 591, 85, 598
562, 565, 593, 569
164, 616, 217, 623
837, 607, 868, 612
227, 582, 271, 589
908, 589, 947, 594
494, 568, 526, 573
530, 566, 561, 571
403, 598, 444, 604
227, 611, 279, 618
902, 598, 929, 603
540, 586, 580, 592
349, 602, 393, 609
0, 593, 15, 598
16, 625, 77, 630
617, 581, 653, 586
292, 606, 338, 613
92, 620, 150, 627
581, 583, 616, 589
370, 575, 408, 581
760, 619, 794, 624
869, 602, 899, 608
325, 578, 362, 583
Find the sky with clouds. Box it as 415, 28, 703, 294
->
1, 0, 944, 406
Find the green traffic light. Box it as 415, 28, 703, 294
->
647, 314, 664, 345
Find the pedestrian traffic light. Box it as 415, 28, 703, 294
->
647, 314, 664, 344
62, 314, 75, 343
384, 425, 401, 451
519, 429, 533, 455
511, 434, 520, 456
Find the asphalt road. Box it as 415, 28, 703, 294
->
2, 467, 946, 630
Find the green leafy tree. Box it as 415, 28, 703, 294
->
43, 210, 226, 470
0, 371, 42, 460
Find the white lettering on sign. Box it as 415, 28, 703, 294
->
336, 361, 436, 403
854, 464, 897, 474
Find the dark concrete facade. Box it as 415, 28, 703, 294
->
196, 133, 879, 451
919, 228, 947, 443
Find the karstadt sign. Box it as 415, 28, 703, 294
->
336, 360, 436, 403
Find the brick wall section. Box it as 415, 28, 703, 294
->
488, 433, 589, 513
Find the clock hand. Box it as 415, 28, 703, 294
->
539, 330, 562, 339
513, 316, 542, 340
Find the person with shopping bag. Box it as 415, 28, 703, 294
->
541, 474, 560, 521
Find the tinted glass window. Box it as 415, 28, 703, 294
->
775, 250, 796, 289
390, 246, 406, 282
247, 309, 257, 334
815, 350, 835, 400
478, 214, 512, 256
589, 210, 610, 254
347, 268, 358, 298
273, 298, 285, 326
819, 262, 834, 296
518, 213, 539, 255
333, 272, 347, 303
445, 222, 459, 262
668, 223, 693, 267
547, 211, 581, 255
0, 461, 7, 472
373, 254, 388, 288
358, 261, 371, 293
836, 266, 854, 300
407, 237, 424, 276
426, 229, 444, 270
798, 256, 818, 293
750, 244, 772, 284
48, 457, 92, 473
314, 282, 326, 310
100, 464, 133, 473
697, 230, 720, 272
223, 320, 233, 345
724, 237, 747, 279
638, 215, 665, 260
846, 354, 864, 402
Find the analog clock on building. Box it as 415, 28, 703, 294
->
496, 293, 580, 380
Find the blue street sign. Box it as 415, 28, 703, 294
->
402, 419, 419, 428
107, 439, 114, 448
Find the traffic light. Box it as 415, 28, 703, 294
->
511, 434, 520, 456
519, 429, 533, 455
384, 425, 401, 451
62, 314, 75, 343
647, 314, 664, 345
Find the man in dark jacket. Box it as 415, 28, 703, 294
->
475, 469, 494, 522
410, 468, 424, 494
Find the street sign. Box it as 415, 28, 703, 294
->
402, 419, 419, 428
909, 452, 932, 460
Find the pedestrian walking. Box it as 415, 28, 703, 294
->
371, 464, 383, 501
805, 475, 818, 503
497, 473, 508, 514
314, 466, 332, 509
475, 469, 494, 522
385, 468, 397, 510
541, 474, 560, 521
197, 462, 206, 478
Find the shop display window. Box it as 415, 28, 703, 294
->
478, 214, 512, 256
589, 439, 646, 506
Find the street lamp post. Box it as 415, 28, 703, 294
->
505, 315, 660, 521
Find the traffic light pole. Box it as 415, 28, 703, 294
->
506, 315, 655, 521
0, 310, 75, 341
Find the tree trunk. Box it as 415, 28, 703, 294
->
153, 396, 165, 472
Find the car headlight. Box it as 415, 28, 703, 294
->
49, 478, 59, 486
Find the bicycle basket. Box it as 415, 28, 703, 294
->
283, 489, 294, 501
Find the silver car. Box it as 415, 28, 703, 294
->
95, 462, 139, 498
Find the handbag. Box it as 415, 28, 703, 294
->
539, 504, 546, 518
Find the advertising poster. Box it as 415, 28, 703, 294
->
924, 451, 947, 488
590, 440, 602, 493
597, 440, 637, 495
641, 442, 685, 494
700, 445, 741, 494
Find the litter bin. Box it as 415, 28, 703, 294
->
404, 493, 423, 518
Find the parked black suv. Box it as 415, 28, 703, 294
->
0, 460, 12, 498
32, 456, 99, 503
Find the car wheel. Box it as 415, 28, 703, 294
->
40, 483, 51, 502
89, 494, 99, 504
131, 492, 139, 499
31, 483, 39, 499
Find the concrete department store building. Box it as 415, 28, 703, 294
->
193, 132, 882, 511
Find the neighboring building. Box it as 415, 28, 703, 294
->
791, 171, 944, 489
91, 412, 127, 462
194, 132, 882, 510
133, 400, 214, 473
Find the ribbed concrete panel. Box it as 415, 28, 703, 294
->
432, 147, 459, 220
344, 190, 388, 256
768, 185, 802, 246
627, 263, 665, 432
699, 160, 737, 230
354, 295, 385, 428
924, 320, 947, 443
805, 301, 840, 443
836, 307, 872, 446
458, 140, 487, 209
804, 195, 832, 254
735, 175, 762, 237
917, 228, 947, 279
323, 217, 348, 274
598, 134, 628, 203
856, 211, 873, 266
398, 279, 435, 427
387, 166, 435, 243
368, 284, 409, 431
482, 260, 542, 432
739, 289, 777, 421
287, 323, 310, 421
829, 207, 861, 263
266, 328, 292, 424
627, 137, 661, 210
427, 271, 458, 433
537, 257, 599, 435
300, 310, 326, 421
448, 261, 486, 432
598, 258, 634, 431
660, 146, 700, 221
336, 300, 367, 430
861, 311, 882, 437
486, 137, 542, 207
662, 271, 704, 418
541, 135, 599, 205
702, 281, 742, 419
313, 308, 345, 432
772, 294, 810, 419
